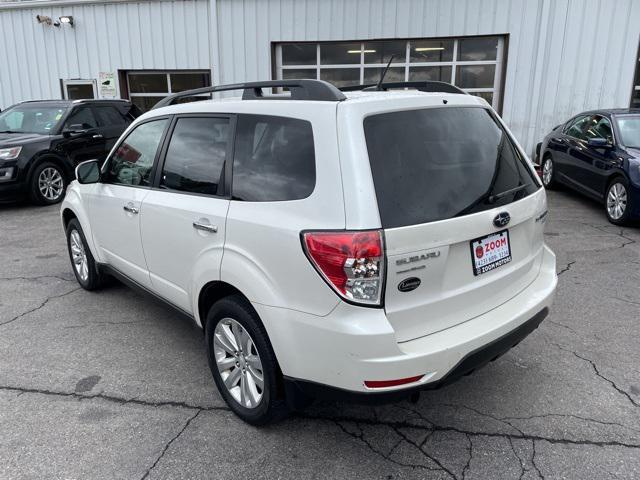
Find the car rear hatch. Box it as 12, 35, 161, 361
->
362, 105, 546, 343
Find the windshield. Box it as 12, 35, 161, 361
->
0, 104, 67, 135
363, 106, 539, 228
616, 115, 640, 148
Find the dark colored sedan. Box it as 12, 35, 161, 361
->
539, 109, 640, 224
0, 99, 140, 205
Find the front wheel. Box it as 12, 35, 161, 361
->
66, 218, 108, 290
605, 177, 632, 225
205, 295, 288, 425
29, 161, 67, 205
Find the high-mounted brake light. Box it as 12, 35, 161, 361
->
302, 230, 385, 306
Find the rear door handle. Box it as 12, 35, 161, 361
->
123, 203, 139, 214
193, 221, 218, 233
93, 134, 104, 139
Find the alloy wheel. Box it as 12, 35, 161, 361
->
607, 183, 627, 220
214, 318, 264, 409
69, 229, 89, 281
38, 167, 64, 201
542, 158, 553, 186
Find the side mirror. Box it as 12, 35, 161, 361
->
63, 123, 89, 138
75, 159, 100, 184
588, 137, 612, 148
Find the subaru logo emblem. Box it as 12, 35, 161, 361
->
493, 212, 510, 228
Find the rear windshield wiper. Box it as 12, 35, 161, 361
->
487, 184, 528, 204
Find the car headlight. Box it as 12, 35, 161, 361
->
0, 146, 22, 160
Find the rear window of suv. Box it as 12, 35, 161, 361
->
363, 106, 539, 228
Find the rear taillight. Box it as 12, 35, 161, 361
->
302, 230, 385, 306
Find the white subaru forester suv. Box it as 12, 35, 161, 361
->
61, 79, 557, 425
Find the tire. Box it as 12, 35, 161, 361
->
541, 154, 557, 189
65, 218, 107, 290
605, 177, 632, 226
29, 161, 67, 205
205, 295, 288, 425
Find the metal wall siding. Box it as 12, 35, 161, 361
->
0, 0, 212, 107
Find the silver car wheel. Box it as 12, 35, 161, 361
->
69, 229, 89, 281
606, 182, 627, 220
38, 167, 64, 201
542, 158, 553, 186
214, 318, 264, 409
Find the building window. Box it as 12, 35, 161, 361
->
631, 42, 640, 108
275, 36, 505, 110
125, 70, 211, 112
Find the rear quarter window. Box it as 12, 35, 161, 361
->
363, 106, 538, 228
231, 114, 315, 201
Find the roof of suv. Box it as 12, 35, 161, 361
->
148, 90, 487, 119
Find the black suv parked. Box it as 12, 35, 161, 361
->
0, 99, 140, 205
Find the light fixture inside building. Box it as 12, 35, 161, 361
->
415, 47, 445, 52
59, 16, 74, 27
348, 49, 376, 54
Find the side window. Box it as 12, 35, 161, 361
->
232, 114, 316, 201
160, 117, 230, 195
64, 107, 98, 130
93, 106, 127, 127
565, 116, 591, 140
584, 115, 613, 143
103, 119, 168, 186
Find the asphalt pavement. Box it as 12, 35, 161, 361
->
0, 189, 639, 480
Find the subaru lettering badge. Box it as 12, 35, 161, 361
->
493, 212, 510, 228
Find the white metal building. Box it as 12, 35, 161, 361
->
1, 0, 639, 155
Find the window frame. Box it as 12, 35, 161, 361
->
583, 114, 616, 146
273, 35, 506, 112
152, 113, 237, 199
563, 115, 590, 140
100, 115, 172, 190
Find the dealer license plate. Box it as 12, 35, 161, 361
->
470, 230, 512, 276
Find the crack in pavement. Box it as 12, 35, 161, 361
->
0, 274, 75, 283
461, 434, 472, 480
551, 342, 639, 408
140, 409, 202, 480
613, 296, 640, 308
501, 412, 640, 435
583, 223, 638, 250
300, 412, 640, 449
531, 439, 545, 479
557, 260, 576, 276
63, 320, 155, 329
0, 287, 81, 327
333, 420, 450, 475
0, 384, 229, 413
507, 437, 528, 480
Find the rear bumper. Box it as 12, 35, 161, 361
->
254, 244, 557, 397
285, 307, 548, 404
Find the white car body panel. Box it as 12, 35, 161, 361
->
87, 183, 151, 288
140, 190, 229, 314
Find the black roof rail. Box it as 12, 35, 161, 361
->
340, 81, 467, 95
152, 79, 346, 109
